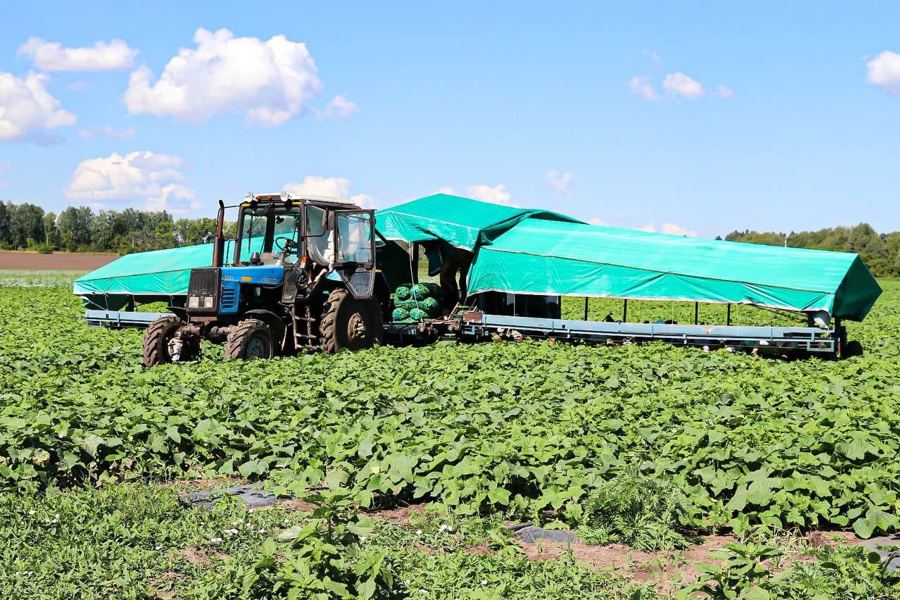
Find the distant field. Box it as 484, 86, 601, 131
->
0, 250, 117, 271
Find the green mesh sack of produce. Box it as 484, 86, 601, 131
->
410, 282, 443, 300
392, 307, 410, 321
411, 283, 431, 299
421, 297, 440, 311
395, 285, 411, 300
409, 307, 429, 321
395, 300, 418, 311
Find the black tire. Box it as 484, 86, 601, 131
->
224, 318, 275, 360
142, 317, 184, 368
320, 288, 384, 353
842, 340, 864, 359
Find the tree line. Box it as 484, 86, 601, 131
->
725, 223, 900, 278
0, 201, 235, 255
1, 200, 897, 277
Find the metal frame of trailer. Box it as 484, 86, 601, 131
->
454, 311, 839, 356
83, 306, 841, 356
85, 309, 173, 328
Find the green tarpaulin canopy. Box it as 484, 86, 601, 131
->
375, 193, 580, 251
467, 219, 881, 321
74, 194, 882, 320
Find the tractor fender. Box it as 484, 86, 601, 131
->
243, 309, 287, 347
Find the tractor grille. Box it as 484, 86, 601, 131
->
187, 268, 220, 313
220, 286, 238, 312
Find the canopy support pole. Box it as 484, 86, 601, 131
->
694, 302, 699, 325
411, 243, 419, 283
583, 297, 589, 320
623, 299, 628, 322
727, 304, 732, 326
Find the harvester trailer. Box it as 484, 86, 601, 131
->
80, 193, 866, 363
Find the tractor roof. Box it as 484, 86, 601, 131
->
243, 192, 363, 210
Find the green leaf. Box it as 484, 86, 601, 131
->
852, 516, 875, 539
358, 577, 376, 600
238, 459, 259, 478
739, 587, 770, 600
165, 425, 182, 444
487, 487, 511, 506
80, 434, 104, 458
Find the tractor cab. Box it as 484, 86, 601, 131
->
141, 192, 385, 367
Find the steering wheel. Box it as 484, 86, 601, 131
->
275, 237, 298, 254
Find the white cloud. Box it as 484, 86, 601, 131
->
77, 125, 136, 140
545, 170, 574, 195
66, 151, 197, 213
283, 175, 374, 208
640, 222, 697, 237
663, 72, 705, 100
18, 37, 137, 72
867, 51, 900, 96
0, 72, 75, 142
633, 72, 732, 102
587, 217, 607, 226
315, 95, 359, 120
438, 184, 515, 206
124, 28, 322, 126
711, 84, 734, 100
629, 75, 659, 101
641, 48, 662, 64
466, 184, 514, 206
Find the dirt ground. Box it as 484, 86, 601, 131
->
0, 250, 118, 270
172, 480, 871, 596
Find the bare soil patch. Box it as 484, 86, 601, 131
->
0, 250, 117, 270
369, 503, 426, 525
519, 534, 734, 594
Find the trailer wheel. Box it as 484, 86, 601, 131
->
142, 317, 189, 368
225, 318, 275, 360
320, 288, 383, 353
842, 340, 863, 358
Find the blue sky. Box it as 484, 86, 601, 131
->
1, 1, 899, 237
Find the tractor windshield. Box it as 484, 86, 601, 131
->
235, 206, 301, 265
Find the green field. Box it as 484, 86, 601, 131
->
1, 271, 899, 598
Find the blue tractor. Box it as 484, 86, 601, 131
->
142, 193, 387, 367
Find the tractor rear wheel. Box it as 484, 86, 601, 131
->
142, 317, 194, 368
320, 288, 383, 353
224, 318, 275, 360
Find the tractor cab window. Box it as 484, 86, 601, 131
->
335, 212, 374, 265
305, 206, 333, 266
272, 212, 301, 265
235, 206, 300, 265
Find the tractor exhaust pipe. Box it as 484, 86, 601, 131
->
212, 200, 225, 268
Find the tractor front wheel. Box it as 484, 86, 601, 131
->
142, 317, 196, 368
320, 288, 383, 353
224, 318, 275, 360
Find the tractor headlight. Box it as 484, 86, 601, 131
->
202, 296, 214, 309
188, 296, 200, 308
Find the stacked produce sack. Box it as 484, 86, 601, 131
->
392, 282, 443, 322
